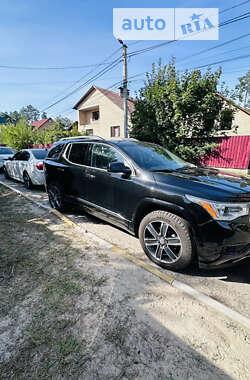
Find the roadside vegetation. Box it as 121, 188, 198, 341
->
130, 60, 238, 163
0, 105, 82, 150
0, 185, 106, 378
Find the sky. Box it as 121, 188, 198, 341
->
0, 0, 249, 121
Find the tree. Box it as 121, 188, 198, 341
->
130, 60, 234, 163
1, 106, 47, 125
20, 105, 43, 124
235, 70, 250, 110
41, 111, 47, 119
0, 119, 33, 150
54, 116, 72, 129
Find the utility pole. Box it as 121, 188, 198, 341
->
118, 39, 128, 138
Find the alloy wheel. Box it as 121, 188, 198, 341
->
48, 185, 62, 209
23, 173, 31, 189
143, 221, 182, 264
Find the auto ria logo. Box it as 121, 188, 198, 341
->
113, 8, 218, 40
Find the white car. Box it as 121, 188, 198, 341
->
0, 146, 16, 169
3, 149, 47, 188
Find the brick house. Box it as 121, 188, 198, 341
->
31, 118, 54, 131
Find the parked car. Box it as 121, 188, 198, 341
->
44, 137, 250, 271
3, 149, 47, 188
0, 147, 16, 170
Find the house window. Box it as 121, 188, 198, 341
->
86, 129, 93, 135
110, 126, 120, 137
92, 111, 99, 121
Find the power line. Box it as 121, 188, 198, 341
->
41, 57, 122, 112
190, 53, 250, 70
177, 33, 250, 63
127, 12, 250, 59
0, 62, 118, 70
39, 47, 122, 109
126, 1, 250, 49
41, 12, 250, 112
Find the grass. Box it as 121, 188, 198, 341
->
0, 185, 107, 379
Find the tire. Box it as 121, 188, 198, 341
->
23, 172, 33, 189
3, 166, 10, 179
139, 210, 193, 271
47, 182, 69, 212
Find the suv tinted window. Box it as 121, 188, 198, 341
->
91, 144, 127, 170
68, 143, 89, 165
47, 144, 64, 160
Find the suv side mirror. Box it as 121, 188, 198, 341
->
107, 161, 132, 178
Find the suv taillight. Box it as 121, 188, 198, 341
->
36, 162, 44, 171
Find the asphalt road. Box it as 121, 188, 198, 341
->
1, 173, 250, 320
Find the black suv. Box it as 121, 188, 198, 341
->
44, 136, 250, 271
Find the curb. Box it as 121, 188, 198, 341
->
1, 179, 250, 331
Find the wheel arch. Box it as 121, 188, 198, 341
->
133, 198, 198, 262
133, 198, 197, 239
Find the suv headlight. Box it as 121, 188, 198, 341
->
186, 194, 249, 221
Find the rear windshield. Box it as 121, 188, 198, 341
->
31, 149, 48, 159
0, 147, 15, 155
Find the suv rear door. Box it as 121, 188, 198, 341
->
63, 142, 90, 202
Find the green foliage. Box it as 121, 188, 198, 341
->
1, 105, 47, 125
130, 60, 234, 163
0, 119, 33, 150
32, 120, 83, 146
235, 70, 250, 110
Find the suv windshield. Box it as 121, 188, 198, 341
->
0, 147, 15, 155
120, 141, 194, 171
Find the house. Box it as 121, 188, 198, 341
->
216, 93, 250, 136
31, 118, 54, 131
201, 94, 250, 175
73, 86, 135, 138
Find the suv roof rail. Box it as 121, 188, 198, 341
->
59, 135, 106, 142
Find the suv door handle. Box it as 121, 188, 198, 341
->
57, 168, 64, 172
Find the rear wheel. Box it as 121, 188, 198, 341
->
23, 172, 33, 189
47, 182, 69, 212
139, 210, 193, 271
3, 166, 10, 179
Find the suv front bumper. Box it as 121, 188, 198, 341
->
195, 215, 250, 269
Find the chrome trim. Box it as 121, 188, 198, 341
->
76, 197, 128, 221
63, 141, 135, 176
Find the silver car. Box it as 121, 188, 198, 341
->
3, 149, 47, 188
0, 147, 16, 169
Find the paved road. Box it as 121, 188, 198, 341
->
1, 173, 250, 320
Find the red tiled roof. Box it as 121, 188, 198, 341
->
32, 118, 53, 129
73, 86, 135, 114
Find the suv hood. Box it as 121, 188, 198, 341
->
153, 167, 250, 202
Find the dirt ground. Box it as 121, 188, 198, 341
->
0, 185, 250, 380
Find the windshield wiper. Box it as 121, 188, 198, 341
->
152, 169, 174, 173
175, 165, 196, 171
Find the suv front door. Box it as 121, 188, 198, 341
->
84, 143, 132, 226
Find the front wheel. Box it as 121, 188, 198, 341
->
47, 183, 69, 212
139, 210, 193, 271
